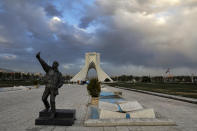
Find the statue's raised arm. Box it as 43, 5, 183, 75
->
36, 52, 51, 73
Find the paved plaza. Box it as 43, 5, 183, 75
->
0, 84, 197, 131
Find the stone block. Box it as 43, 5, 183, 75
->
129, 108, 156, 118
35, 109, 76, 126
35, 117, 74, 126
114, 91, 122, 96
119, 101, 143, 112
39, 109, 75, 118
98, 101, 118, 111
101, 88, 111, 92
99, 109, 126, 119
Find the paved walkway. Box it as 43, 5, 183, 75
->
0, 84, 197, 131
106, 86, 197, 131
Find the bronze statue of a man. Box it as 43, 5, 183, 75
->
36, 52, 64, 118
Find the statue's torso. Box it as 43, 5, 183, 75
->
45, 69, 60, 88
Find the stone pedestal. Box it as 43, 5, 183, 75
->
91, 97, 99, 105
35, 109, 76, 126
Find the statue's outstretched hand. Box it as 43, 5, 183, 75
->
36, 52, 40, 59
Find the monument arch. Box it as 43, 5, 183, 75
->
71, 52, 113, 82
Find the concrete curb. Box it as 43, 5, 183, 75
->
115, 86, 197, 104
84, 118, 176, 127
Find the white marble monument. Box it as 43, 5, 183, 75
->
99, 109, 126, 119
71, 52, 113, 82
98, 101, 119, 112
129, 108, 156, 118
119, 101, 143, 112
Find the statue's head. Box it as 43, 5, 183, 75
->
52, 61, 59, 70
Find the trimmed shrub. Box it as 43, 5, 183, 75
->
87, 78, 101, 97
33, 80, 38, 85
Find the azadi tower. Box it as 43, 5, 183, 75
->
71, 52, 113, 82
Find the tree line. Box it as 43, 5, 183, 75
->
0, 72, 43, 81
0, 72, 73, 81
111, 75, 197, 83
0, 72, 73, 87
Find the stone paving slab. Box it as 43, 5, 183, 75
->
106, 86, 197, 131
0, 84, 89, 131
103, 127, 117, 131
1, 84, 197, 131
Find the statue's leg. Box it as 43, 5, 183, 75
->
42, 88, 50, 111
50, 89, 56, 118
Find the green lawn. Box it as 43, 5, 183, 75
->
107, 82, 197, 99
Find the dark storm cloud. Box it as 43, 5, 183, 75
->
93, 24, 197, 68
79, 0, 197, 70
79, 15, 96, 28
0, 0, 92, 73
0, 0, 197, 75
45, 3, 62, 17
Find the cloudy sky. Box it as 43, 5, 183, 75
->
0, 0, 197, 76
